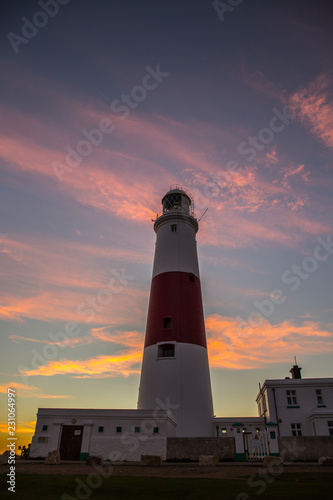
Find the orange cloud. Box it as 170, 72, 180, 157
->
289, 74, 333, 149
0, 382, 73, 399
206, 315, 333, 369
15, 318, 333, 378
0, 421, 36, 434
19, 330, 143, 378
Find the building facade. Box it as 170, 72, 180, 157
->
29, 187, 333, 461
256, 366, 333, 438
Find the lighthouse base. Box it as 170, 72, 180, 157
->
138, 342, 214, 437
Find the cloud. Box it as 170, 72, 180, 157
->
0, 236, 148, 323
0, 382, 73, 399
206, 315, 333, 369
15, 318, 333, 378
289, 74, 333, 149
0, 421, 35, 434
18, 329, 143, 379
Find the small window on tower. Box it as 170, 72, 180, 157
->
158, 344, 175, 358
163, 317, 171, 329
171, 224, 177, 232
189, 273, 195, 282
98, 426, 104, 433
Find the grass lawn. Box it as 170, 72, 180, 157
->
0, 472, 332, 500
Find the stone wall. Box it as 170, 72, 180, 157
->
279, 436, 333, 461
89, 436, 168, 461
166, 437, 235, 461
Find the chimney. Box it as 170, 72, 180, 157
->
290, 364, 302, 379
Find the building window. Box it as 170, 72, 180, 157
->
135, 427, 140, 433
189, 273, 195, 282
158, 344, 175, 358
38, 437, 48, 443
171, 224, 177, 232
291, 423, 302, 436
163, 317, 171, 329
286, 390, 298, 406
116, 426, 122, 433
42, 425, 48, 431
98, 426, 104, 433
270, 431, 276, 439
316, 389, 324, 405
153, 427, 159, 434
328, 421, 333, 436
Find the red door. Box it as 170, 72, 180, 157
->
59, 425, 83, 460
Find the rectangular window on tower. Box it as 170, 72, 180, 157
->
158, 344, 175, 358
163, 317, 171, 329
171, 224, 177, 232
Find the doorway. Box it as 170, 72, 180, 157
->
59, 425, 84, 460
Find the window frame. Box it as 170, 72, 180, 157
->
291, 423, 302, 436
286, 389, 298, 406
316, 389, 324, 406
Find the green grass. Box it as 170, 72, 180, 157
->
0, 473, 332, 500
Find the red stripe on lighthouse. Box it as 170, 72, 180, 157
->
144, 271, 207, 348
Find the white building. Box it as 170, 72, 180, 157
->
256, 364, 333, 438
30, 408, 176, 461
29, 187, 333, 461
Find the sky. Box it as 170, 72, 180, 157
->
0, 0, 333, 452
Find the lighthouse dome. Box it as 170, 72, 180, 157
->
161, 185, 195, 217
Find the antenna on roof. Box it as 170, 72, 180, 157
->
294, 355, 297, 365
198, 208, 208, 222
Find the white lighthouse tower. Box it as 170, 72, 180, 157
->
138, 185, 214, 437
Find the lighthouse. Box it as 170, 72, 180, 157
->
138, 185, 214, 437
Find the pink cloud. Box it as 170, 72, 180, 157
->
0, 236, 148, 323
289, 74, 333, 149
